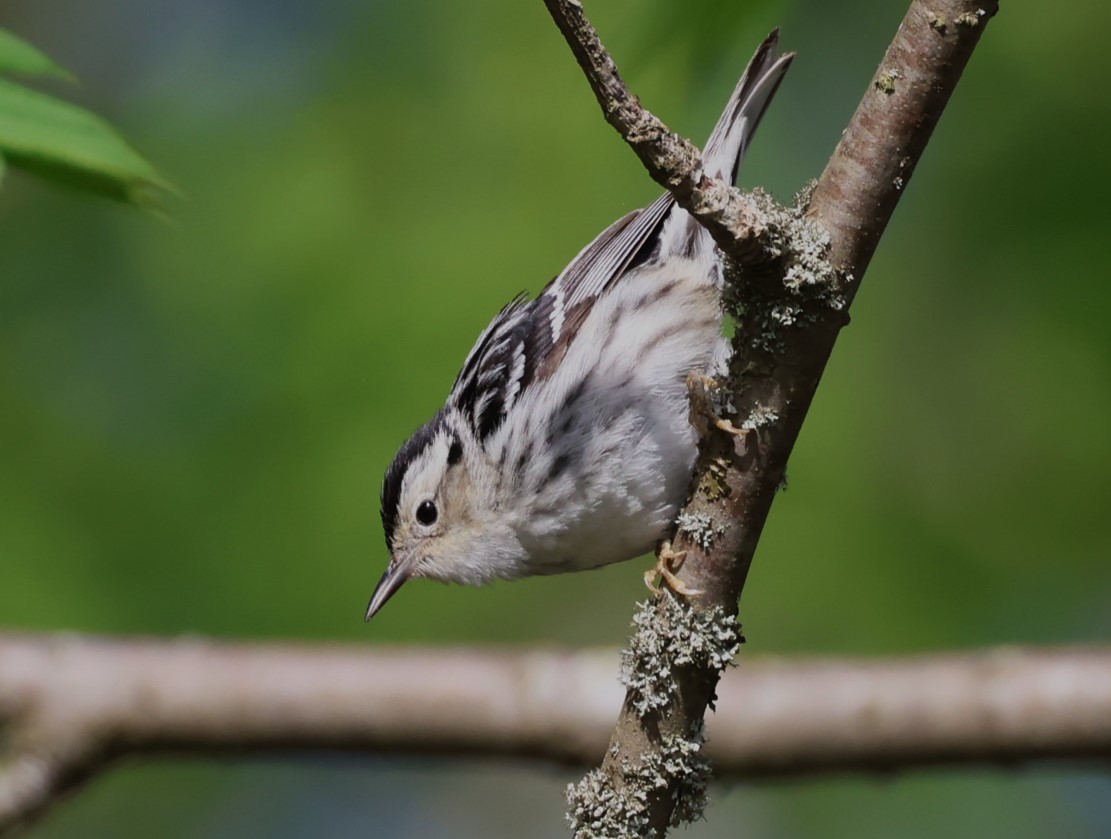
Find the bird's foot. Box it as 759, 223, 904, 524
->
686, 372, 751, 441
644, 540, 703, 597
713, 416, 748, 437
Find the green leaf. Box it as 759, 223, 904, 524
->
0, 28, 74, 80
0, 77, 172, 207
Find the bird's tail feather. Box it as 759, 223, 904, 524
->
702, 29, 794, 185
655, 29, 793, 264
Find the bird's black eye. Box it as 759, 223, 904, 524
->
416, 500, 438, 526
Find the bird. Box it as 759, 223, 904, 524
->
366, 30, 793, 620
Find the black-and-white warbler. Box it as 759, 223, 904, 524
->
367, 31, 793, 619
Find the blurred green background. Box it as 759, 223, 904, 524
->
2, 0, 1109, 836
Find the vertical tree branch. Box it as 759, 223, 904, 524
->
546, 1, 1000, 836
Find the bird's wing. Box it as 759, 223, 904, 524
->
448, 29, 795, 442
449, 193, 675, 440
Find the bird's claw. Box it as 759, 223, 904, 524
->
686, 372, 751, 442
714, 417, 748, 437
644, 540, 703, 597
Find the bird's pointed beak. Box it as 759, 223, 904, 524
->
365, 559, 412, 621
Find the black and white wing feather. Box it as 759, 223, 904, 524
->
449, 193, 674, 441
448, 29, 793, 443
449, 293, 532, 440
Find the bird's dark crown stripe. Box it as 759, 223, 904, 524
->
381, 410, 446, 551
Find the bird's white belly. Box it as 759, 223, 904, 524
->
494, 262, 722, 578
513, 389, 700, 575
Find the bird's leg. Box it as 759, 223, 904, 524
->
686, 371, 751, 439
644, 540, 703, 597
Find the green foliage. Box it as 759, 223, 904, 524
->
0, 28, 73, 79
0, 27, 168, 207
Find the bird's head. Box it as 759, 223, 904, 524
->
366, 410, 521, 620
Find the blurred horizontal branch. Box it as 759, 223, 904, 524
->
2, 636, 1111, 833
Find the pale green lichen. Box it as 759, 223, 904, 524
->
675, 512, 724, 551
565, 577, 741, 835
565, 725, 712, 838
697, 455, 730, 500
930, 14, 948, 33
659, 724, 713, 826
956, 9, 985, 26
794, 178, 819, 210
741, 404, 779, 432
566, 768, 647, 839
723, 189, 842, 354
875, 69, 900, 94
619, 593, 743, 716
770, 303, 801, 326
781, 217, 835, 294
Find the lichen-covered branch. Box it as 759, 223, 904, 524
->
2, 636, 1111, 834
543, 0, 1000, 836
540, 0, 777, 261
